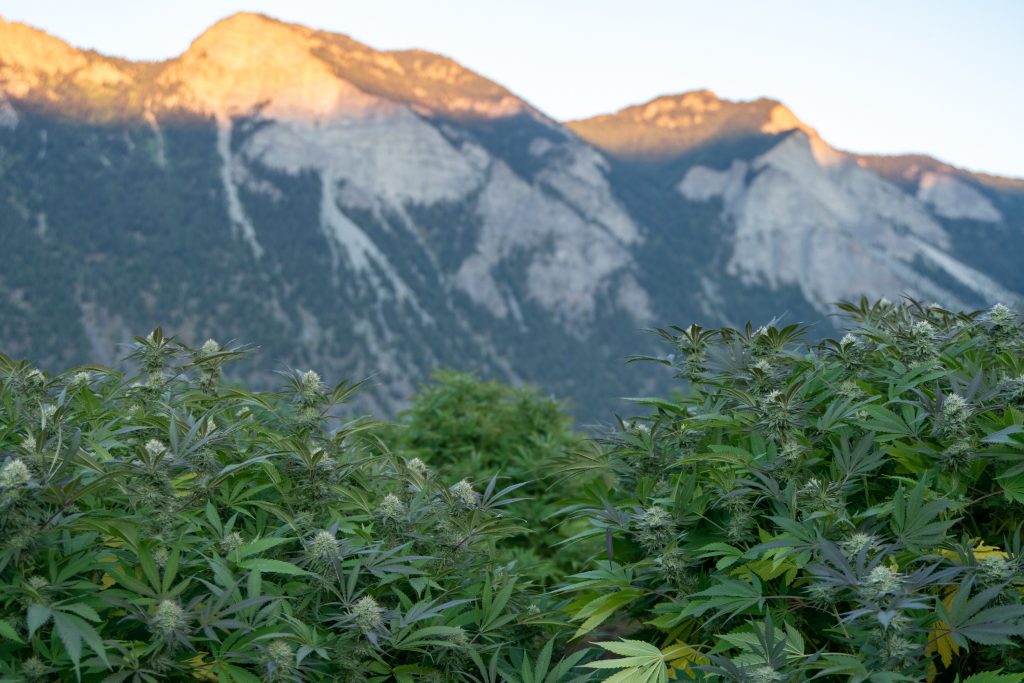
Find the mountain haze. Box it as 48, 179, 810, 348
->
1, 13, 1021, 417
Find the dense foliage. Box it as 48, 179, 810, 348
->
384, 371, 587, 581
3, 299, 1024, 682
559, 299, 1024, 681
0, 333, 582, 682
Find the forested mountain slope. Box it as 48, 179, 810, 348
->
1, 13, 1020, 417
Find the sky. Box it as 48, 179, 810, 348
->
3, 0, 1022, 177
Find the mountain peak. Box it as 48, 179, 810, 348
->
0, 15, 133, 98
1, 12, 528, 122
567, 90, 816, 161
164, 11, 340, 117
0, 15, 80, 72
167, 13, 527, 121
182, 12, 322, 64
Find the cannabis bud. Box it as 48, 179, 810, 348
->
634, 505, 676, 551
151, 599, 187, 638
986, 302, 1015, 324
266, 638, 296, 674
942, 439, 975, 472
837, 379, 862, 400
747, 665, 786, 683
220, 532, 245, 553
939, 393, 971, 438
900, 320, 938, 364
805, 582, 839, 607
450, 479, 479, 510
300, 370, 324, 400
26, 575, 49, 590
0, 459, 33, 489
306, 530, 342, 568
859, 564, 904, 601
350, 595, 385, 631
145, 439, 167, 458
839, 532, 880, 559
983, 303, 1021, 351
406, 457, 429, 477
378, 493, 406, 521
759, 390, 795, 439
979, 555, 1017, 584
20, 656, 50, 682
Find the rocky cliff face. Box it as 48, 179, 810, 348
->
569, 91, 1024, 322
1, 13, 1021, 418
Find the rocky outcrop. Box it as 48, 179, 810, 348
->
676, 132, 1015, 310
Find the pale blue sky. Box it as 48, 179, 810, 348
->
4, 0, 1022, 177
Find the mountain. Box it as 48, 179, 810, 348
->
567, 92, 1024, 317
1, 13, 1021, 418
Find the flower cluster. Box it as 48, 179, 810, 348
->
897, 320, 938, 364
264, 639, 296, 678
450, 479, 479, 510
839, 533, 881, 560
939, 393, 972, 438
150, 600, 187, 639
758, 390, 797, 440
797, 477, 845, 519
219, 532, 245, 553
350, 595, 385, 632
377, 493, 406, 522
301, 370, 324, 401
144, 438, 167, 459
406, 457, 429, 478
0, 459, 33, 490
982, 303, 1020, 351
306, 530, 342, 569
633, 505, 676, 551
857, 564, 905, 603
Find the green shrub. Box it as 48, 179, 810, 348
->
385, 371, 591, 582
0, 333, 577, 681
560, 300, 1024, 681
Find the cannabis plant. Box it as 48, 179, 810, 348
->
0, 332, 577, 681
559, 299, 1024, 681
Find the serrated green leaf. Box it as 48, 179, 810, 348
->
238, 559, 309, 576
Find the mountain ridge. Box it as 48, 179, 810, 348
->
0, 12, 537, 125
2, 11, 1019, 183
0, 13, 1020, 419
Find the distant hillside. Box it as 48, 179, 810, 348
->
1, 13, 1021, 418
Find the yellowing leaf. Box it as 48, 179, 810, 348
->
187, 652, 218, 681
662, 641, 709, 677
939, 542, 1009, 562
102, 535, 124, 549
926, 587, 960, 669
173, 472, 198, 490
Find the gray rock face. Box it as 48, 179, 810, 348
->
677, 133, 1016, 311
1, 13, 1021, 418
916, 171, 1004, 223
